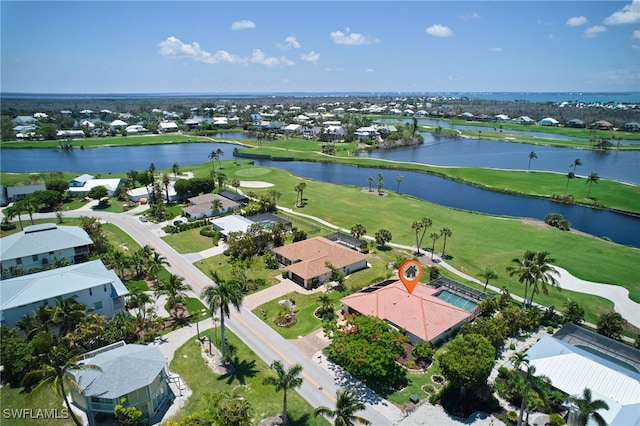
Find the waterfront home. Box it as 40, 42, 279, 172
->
0, 183, 46, 206
158, 121, 179, 132
538, 117, 560, 126
183, 193, 239, 220
591, 120, 614, 130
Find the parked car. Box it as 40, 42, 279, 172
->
173, 219, 184, 226
139, 215, 148, 223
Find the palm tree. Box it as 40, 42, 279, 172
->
161, 172, 171, 203
570, 387, 610, 426
376, 173, 383, 195
209, 150, 219, 171
515, 364, 550, 426
211, 198, 223, 214
350, 223, 367, 240
298, 182, 307, 205
263, 360, 303, 425
411, 220, 424, 255
396, 174, 403, 193
571, 158, 583, 175
4, 203, 24, 230
201, 271, 244, 359
527, 151, 537, 171
154, 273, 190, 315
314, 388, 371, 426
147, 251, 170, 285
171, 162, 180, 177
586, 172, 600, 198
126, 288, 152, 322
525, 251, 560, 308
507, 250, 536, 309
439, 228, 453, 258
564, 171, 575, 196
23, 346, 100, 426
217, 173, 227, 190
367, 176, 373, 192
231, 179, 241, 193
316, 293, 334, 318
52, 297, 86, 336
16, 198, 36, 226
480, 267, 498, 293
429, 232, 440, 261
216, 148, 224, 169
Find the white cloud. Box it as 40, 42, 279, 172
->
281, 35, 301, 49
584, 25, 607, 37
158, 36, 244, 64
250, 49, 294, 67
426, 24, 454, 38
489, 47, 502, 53
231, 20, 256, 30
365, 68, 375, 73
330, 29, 379, 45
632, 30, 640, 39
301, 50, 320, 65
459, 12, 480, 20
566, 16, 587, 26
604, 0, 640, 25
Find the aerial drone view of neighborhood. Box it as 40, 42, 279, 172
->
1, 1, 639, 426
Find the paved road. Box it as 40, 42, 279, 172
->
59, 208, 398, 425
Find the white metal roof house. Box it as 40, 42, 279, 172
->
158, 121, 179, 133
514, 116, 535, 125
0, 223, 92, 278
211, 214, 255, 238
493, 114, 510, 122
69, 174, 95, 188
538, 117, 560, 126
525, 324, 640, 426
68, 342, 170, 424
0, 260, 128, 326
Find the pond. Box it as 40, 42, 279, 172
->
357, 132, 640, 185
250, 159, 640, 248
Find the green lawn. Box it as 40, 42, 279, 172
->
161, 227, 216, 254
168, 328, 328, 426
252, 291, 345, 339
0, 133, 213, 149
0, 386, 75, 426
194, 253, 282, 292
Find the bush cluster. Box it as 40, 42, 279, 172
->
163, 219, 210, 234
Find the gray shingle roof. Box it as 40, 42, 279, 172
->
72, 344, 167, 398
0, 260, 127, 311
0, 224, 93, 261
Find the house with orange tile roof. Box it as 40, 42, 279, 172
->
272, 236, 368, 289
341, 278, 479, 344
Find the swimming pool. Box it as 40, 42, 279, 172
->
435, 290, 478, 311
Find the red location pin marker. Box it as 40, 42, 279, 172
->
399, 259, 422, 294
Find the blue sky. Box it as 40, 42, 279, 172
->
2, 1, 639, 94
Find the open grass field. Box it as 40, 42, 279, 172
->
208, 165, 639, 310
0, 133, 213, 149
0, 386, 75, 426
161, 227, 216, 254
168, 328, 328, 426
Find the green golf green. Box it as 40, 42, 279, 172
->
234, 167, 272, 177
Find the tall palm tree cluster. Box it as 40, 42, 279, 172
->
507, 250, 560, 309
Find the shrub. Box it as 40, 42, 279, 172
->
404, 360, 415, 369
547, 326, 554, 334
549, 413, 566, 426
412, 342, 435, 364
360, 247, 370, 254
507, 410, 519, 423
0, 222, 16, 231
497, 366, 509, 378
544, 213, 571, 230
509, 343, 516, 350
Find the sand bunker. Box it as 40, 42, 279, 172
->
239, 181, 274, 188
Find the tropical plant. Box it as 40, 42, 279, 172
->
507, 250, 560, 309
586, 172, 600, 198
429, 232, 440, 261
211, 198, 223, 213
570, 387, 610, 426
396, 174, 403, 193
154, 273, 190, 314
374, 228, 392, 248
201, 271, 244, 359
596, 311, 625, 341
350, 223, 367, 240
561, 299, 585, 325
171, 162, 180, 177
367, 176, 373, 192
564, 172, 575, 196
313, 388, 371, 426
316, 293, 334, 318
439, 227, 453, 258
52, 297, 87, 336
23, 346, 100, 426
161, 172, 171, 203
147, 251, 170, 284
571, 158, 583, 175
480, 267, 498, 293
263, 360, 304, 425
528, 151, 537, 171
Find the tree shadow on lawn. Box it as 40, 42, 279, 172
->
217, 357, 259, 385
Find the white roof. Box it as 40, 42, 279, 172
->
110, 119, 128, 127
211, 215, 254, 236
526, 335, 640, 425
68, 178, 121, 193
283, 124, 301, 131
159, 121, 178, 129
126, 186, 150, 197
